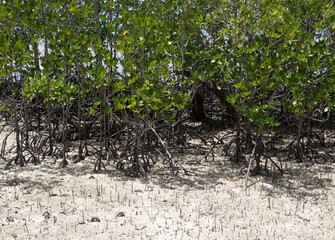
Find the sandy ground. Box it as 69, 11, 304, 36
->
1, 130, 335, 240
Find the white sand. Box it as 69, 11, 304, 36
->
1, 129, 334, 239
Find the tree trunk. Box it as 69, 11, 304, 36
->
60, 67, 69, 168
192, 90, 206, 121
43, 2, 53, 156
296, 116, 303, 162
233, 109, 242, 163
93, 0, 105, 172
254, 134, 264, 174
76, 63, 84, 162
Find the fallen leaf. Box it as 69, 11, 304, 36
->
117, 212, 125, 217
90, 217, 100, 222
43, 211, 51, 219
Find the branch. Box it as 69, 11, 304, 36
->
149, 125, 188, 175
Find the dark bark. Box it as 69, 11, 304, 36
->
205, 81, 237, 122
192, 90, 206, 121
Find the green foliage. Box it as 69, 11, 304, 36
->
22, 75, 77, 103
1, 0, 334, 129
